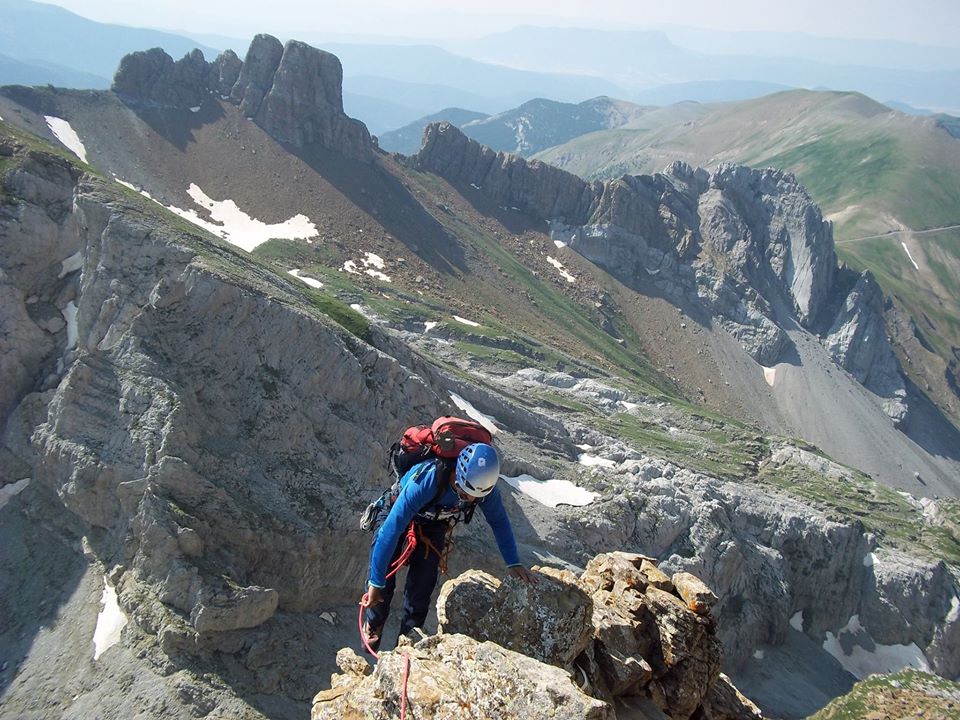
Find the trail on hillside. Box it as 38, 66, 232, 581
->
836, 223, 960, 244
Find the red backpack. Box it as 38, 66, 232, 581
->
359, 416, 494, 531
401, 416, 492, 456
391, 416, 493, 478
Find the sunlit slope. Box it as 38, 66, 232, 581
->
537, 89, 960, 238
537, 89, 960, 420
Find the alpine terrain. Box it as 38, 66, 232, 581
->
1, 34, 958, 720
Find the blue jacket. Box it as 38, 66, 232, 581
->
368, 460, 521, 588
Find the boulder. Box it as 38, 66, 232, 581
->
311, 634, 613, 720
191, 585, 279, 633
673, 572, 718, 615
436, 567, 593, 668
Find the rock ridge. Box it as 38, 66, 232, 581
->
112, 34, 373, 159
312, 556, 762, 720
415, 123, 909, 419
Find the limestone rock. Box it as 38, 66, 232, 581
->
334, 647, 370, 677
111, 35, 373, 158
311, 634, 613, 720
823, 270, 908, 424
112, 47, 209, 108
251, 39, 372, 157
209, 49, 242, 97
191, 585, 279, 633
436, 568, 593, 667
231, 33, 284, 116
579, 551, 653, 595
435, 568, 499, 631
642, 587, 723, 719
673, 572, 718, 615
700, 673, 763, 719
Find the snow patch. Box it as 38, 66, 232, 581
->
63, 301, 78, 350
762, 365, 777, 387
947, 594, 960, 623
165, 184, 317, 252
363, 252, 385, 269
546, 256, 576, 283
0, 478, 31, 510
449, 393, 499, 435
900, 242, 920, 271
453, 315, 480, 327
470, 183, 481, 190
823, 620, 930, 680
553, 240, 567, 249
424, 321, 438, 332
502, 474, 597, 508
790, 611, 804, 631
59, 251, 83, 278
190, 106, 201, 113
113, 177, 155, 200
93, 579, 128, 660
342, 260, 359, 274
44, 116, 88, 163
753, 649, 765, 660
862, 553, 876, 567
365, 269, 391, 282
579, 454, 616, 469
287, 269, 322, 288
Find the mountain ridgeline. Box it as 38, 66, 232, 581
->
379, 96, 650, 157
414, 122, 909, 422
2, 33, 959, 720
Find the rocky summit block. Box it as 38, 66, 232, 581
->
315, 553, 758, 720
111, 34, 372, 159
311, 635, 612, 720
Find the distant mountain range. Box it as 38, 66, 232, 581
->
450, 26, 960, 113
379, 96, 649, 156
0, 0, 219, 88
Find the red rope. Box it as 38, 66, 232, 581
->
356, 595, 411, 720
400, 653, 411, 720
386, 522, 418, 580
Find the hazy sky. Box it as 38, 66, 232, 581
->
43, 0, 960, 47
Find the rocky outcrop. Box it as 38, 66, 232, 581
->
112, 47, 210, 108
0, 139, 441, 672
111, 35, 372, 159
315, 556, 756, 720
312, 635, 612, 720
824, 271, 907, 424
415, 125, 908, 417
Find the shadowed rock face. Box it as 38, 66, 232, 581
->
415, 123, 907, 418
112, 34, 373, 159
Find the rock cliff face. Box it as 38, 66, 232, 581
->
415, 124, 908, 418
112, 34, 372, 159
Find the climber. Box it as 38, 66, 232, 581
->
360, 442, 535, 653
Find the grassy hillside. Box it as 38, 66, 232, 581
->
536, 89, 960, 423
809, 668, 960, 719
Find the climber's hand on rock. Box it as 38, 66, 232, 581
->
508, 565, 537, 584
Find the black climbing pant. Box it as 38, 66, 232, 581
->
362, 519, 449, 653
